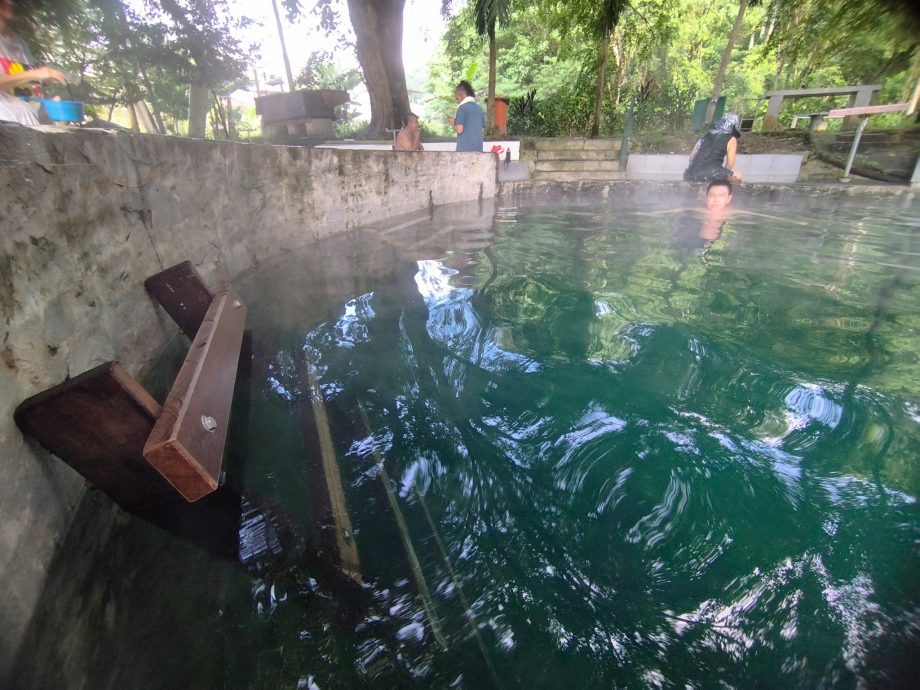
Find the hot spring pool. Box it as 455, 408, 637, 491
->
19, 190, 920, 688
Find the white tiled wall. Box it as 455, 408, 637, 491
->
627, 154, 803, 183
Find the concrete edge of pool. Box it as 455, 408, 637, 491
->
499, 178, 918, 199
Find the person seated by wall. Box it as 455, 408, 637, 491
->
683, 113, 743, 183
0, 0, 66, 125
394, 112, 424, 151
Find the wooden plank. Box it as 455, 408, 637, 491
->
144, 286, 247, 502
827, 103, 909, 118
298, 361, 362, 581
764, 85, 881, 98
13, 358, 306, 566
13, 362, 179, 511
144, 260, 214, 338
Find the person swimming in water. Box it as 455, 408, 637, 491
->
683, 113, 743, 184
672, 179, 733, 253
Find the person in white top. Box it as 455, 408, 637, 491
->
0, 0, 65, 125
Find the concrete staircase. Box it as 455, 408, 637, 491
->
531, 138, 627, 181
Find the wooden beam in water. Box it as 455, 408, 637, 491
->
144, 260, 214, 338
144, 263, 364, 575
144, 286, 247, 502
13, 362, 180, 511
14, 361, 303, 565
298, 363, 362, 581
357, 402, 447, 650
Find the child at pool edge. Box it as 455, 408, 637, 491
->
0, 0, 66, 125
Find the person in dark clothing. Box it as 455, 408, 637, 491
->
683, 113, 742, 183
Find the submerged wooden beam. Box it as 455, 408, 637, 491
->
144, 260, 214, 338
14, 362, 177, 511
144, 286, 247, 502
299, 365, 362, 581
14, 358, 301, 567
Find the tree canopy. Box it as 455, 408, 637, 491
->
430, 0, 919, 137
13, 0, 254, 134
10, 0, 918, 138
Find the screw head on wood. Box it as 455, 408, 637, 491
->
201, 415, 218, 432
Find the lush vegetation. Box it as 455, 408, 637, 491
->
10, 0, 919, 139
428, 0, 919, 137
14, 0, 255, 136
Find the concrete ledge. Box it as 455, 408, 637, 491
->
318, 140, 522, 159
500, 178, 913, 201
533, 138, 622, 152
627, 153, 804, 183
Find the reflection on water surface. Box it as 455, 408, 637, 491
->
29, 194, 920, 688
227, 194, 920, 687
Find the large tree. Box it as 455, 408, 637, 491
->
346, 0, 411, 132
300, 0, 411, 134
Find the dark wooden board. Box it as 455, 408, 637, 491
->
143, 286, 247, 502
13, 361, 179, 511
144, 260, 214, 337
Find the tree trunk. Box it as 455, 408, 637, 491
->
271, 0, 295, 91
134, 101, 157, 133
346, 0, 410, 135
227, 96, 236, 139
211, 93, 228, 138
139, 65, 165, 134
902, 45, 920, 115
591, 26, 612, 138
487, 26, 496, 136
705, 0, 749, 125
107, 91, 118, 121
188, 82, 210, 138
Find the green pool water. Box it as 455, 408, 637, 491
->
218, 192, 920, 688
24, 192, 920, 688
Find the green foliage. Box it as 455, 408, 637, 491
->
436, 0, 918, 137
766, 0, 919, 90
15, 0, 255, 134
295, 51, 363, 127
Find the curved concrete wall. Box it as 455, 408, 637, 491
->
0, 124, 496, 674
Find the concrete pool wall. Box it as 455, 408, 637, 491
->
0, 124, 497, 675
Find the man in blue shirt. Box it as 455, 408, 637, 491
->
447, 80, 484, 153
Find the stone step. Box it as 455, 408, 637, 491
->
534, 160, 621, 172
536, 149, 621, 161
534, 138, 622, 152
532, 170, 628, 181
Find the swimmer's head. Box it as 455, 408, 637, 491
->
706, 179, 733, 210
